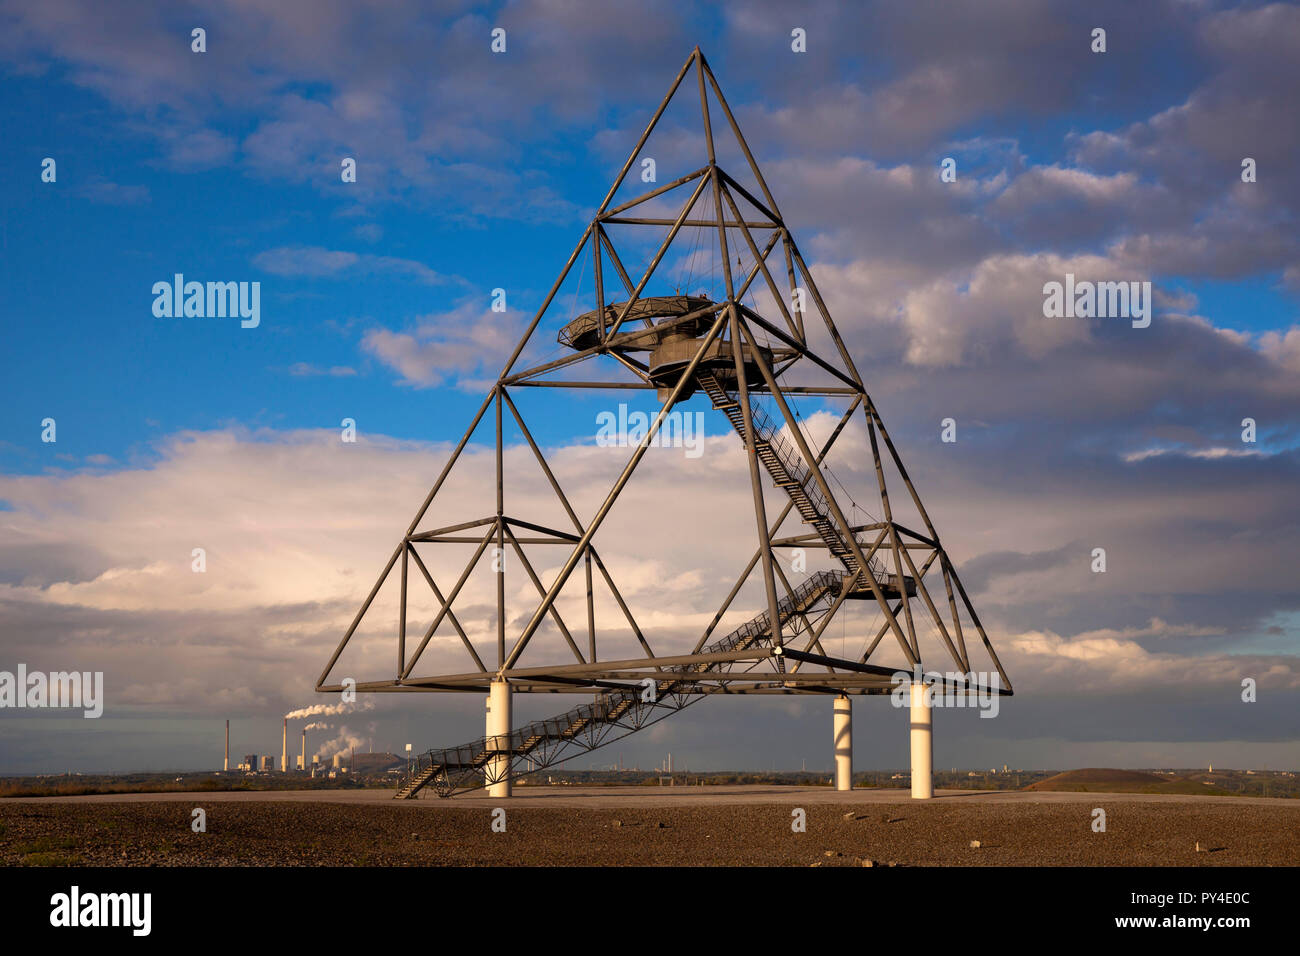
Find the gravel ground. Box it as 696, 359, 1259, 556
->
2, 798, 1297, 866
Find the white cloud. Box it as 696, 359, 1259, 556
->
361, 301, 527, 389
1259, 326, 1300, 374
1007, 626, 1299, 693
252, 245, 453, 285
288, 362, 357, 377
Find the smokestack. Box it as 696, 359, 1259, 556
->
224, 719, 229, 772
281, 717, 288, 773
301, 729, 306, 772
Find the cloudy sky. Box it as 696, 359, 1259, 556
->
1, 0, 1297, 775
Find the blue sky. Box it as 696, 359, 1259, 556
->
1, 74, 565, 472
1, 0, 1298, 774
4, 1, 1294, 477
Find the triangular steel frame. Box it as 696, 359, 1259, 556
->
319, 48, 1012, 796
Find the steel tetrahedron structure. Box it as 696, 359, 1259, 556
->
316, 48, 1012, 798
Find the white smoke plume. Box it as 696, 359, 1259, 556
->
314, 725, 367, 761
303, 721, 330, 732
284, 700, 374, 720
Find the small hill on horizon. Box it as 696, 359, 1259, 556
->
1026, 768, 1232, 795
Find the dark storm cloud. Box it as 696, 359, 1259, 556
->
718, 0, 1206, 158
958, 542, 1079, 596
1070, 3, 1300, 278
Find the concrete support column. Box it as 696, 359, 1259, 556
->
833, 695, 852, 791
486, 679, 512, 798
910, 681, 933, 799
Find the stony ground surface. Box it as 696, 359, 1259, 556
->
2, 797, 1297, 866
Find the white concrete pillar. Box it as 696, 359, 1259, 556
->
910, 681, 933, 799
833, 695, 852, 791
486, 679, 512, 798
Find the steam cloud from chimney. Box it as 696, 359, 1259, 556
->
284, 700, 374, 720
314, 725, 368, 762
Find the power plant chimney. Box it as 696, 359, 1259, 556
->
281, 717, 288, 773
224, 719, 229, 772
301, 729, 307, 772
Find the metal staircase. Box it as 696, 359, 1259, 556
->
397, 568, 869, 798
696, 372, 887, 580
395, 371, 913, 799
